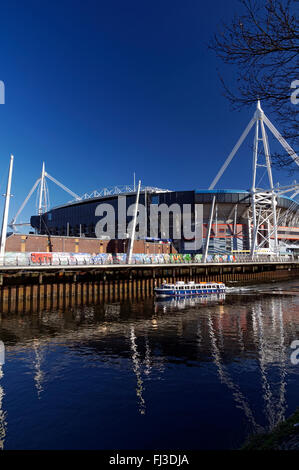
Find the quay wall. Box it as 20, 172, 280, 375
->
0, 262, 298, 314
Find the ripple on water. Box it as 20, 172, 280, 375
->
0, 279, 298, 449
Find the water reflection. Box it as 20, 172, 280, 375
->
129, 327, 146, 415
31, 339, 45, 398
154, 293, 226, 312
0, 365, 6, 450
207, 311, 262, 433
0, 280, 298, 449
252, 298, 288, 429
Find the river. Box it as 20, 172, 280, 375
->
0, 279, 298, 449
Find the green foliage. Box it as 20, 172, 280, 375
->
242, 408, 299, 450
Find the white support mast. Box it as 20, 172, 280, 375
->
38, 162, 47, 215
10, 162, 81, 230
203, 195, 215, 263
10, 178, 41, 228
45, 172, 81, 201
209, 117, 256, 190
250, 101, 278, 256
127, 180, 141, 264
0, 155, 14, 256
209, 100, 299, 259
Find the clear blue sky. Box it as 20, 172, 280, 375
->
0, 0, 295, 224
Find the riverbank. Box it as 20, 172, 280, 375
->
242, 409, 299, 450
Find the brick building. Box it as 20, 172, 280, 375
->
5, 234, 177, 255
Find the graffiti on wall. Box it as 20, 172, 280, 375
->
0, 251, 243, 266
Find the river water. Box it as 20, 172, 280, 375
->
0, 279, 298, 450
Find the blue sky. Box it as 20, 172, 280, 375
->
0, 0, 295, 225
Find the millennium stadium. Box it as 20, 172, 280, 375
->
10, 101, 299, 258
28, 186, 299, 255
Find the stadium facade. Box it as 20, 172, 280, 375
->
30, 187, 299, 255
22, 102, 299, 257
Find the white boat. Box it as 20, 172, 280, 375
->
154, 280, 225, 298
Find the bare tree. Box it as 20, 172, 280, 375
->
210, 0, 299, 170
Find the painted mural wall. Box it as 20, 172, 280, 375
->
0, 251, 242, 266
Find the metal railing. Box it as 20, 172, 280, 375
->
0, 254, 296, 268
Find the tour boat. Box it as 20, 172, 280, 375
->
154, 280, 225, 298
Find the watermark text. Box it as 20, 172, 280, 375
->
0, 81, 4, 104
94, 196, 203, 251
290, 80, 299, 105
290, 340, 299, 365
0, 341, 4, 366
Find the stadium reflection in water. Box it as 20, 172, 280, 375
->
0, 280, 298, 449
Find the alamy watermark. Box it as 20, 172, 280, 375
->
0, 81, 5, 104
290, 340, 299, 365
0, 341, 4, 366
290, 80, 299, 105
94, 196, 203, 251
